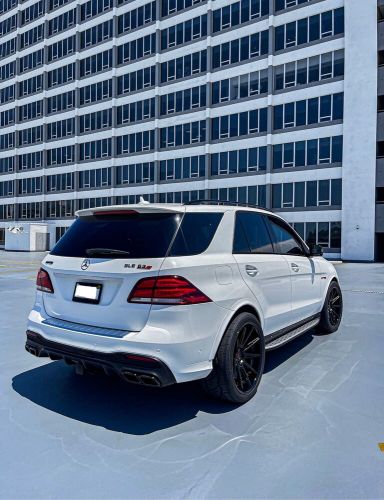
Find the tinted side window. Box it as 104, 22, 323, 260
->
233, 212, 274, 254
267, 217, 305, 255
170, 212, 223, 256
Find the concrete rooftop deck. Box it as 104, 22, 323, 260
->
0, 251, 383, 499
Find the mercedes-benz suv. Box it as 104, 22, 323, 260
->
26, 202, 343, 403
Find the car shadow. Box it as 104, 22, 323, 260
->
264, 330, 314, 373
12, 361, 233, 435
13, 331, 316, 435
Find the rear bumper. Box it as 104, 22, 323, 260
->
27, 304, 216, 383
26, 330, 176, 387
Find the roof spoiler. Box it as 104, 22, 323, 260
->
75, 203, 185, 218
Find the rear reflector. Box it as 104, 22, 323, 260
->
36, 268, 54, 293
125, 354, 159, 364
128, 276, 211, 305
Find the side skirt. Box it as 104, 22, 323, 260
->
265, 313, 320, 351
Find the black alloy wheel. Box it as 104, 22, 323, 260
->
233, 323, 263, 394
201, 312, 265, 404
318, 281, 343, 334
328, 286, 342, 327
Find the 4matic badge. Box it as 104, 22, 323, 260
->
124, 263, 152, 270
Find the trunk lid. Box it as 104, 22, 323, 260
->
41, 255, 164, 331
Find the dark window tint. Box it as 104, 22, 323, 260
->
267, 217, 306, 255
170, 212, 223, 256
233, 212, 274, 254
51, 213, 181, 258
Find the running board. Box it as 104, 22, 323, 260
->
265, 318, 320, 351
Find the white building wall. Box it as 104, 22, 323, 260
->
342, 0, 378, 261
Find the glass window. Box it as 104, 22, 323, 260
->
273, 145, 283, 169
275, 25, 284, 51
308, 55, 320, 83
333, 49, 344, 77
306, 181, 317, 206
330, 221, 341, 248
331, 179, 342, 205
284, 102, 295, 128
307, 98, 319, 124
283, 143, 294, 168
272, 184, 282, 208
320, 95, 332, 122
332, 135, 343, 163
275, 65, 284, 90
297, 58, 308, 85
274, 105, 283, 130
282, 183, 293, 208
317, 222, 330, 247
295, 141, 305, 167
170, 213, 223, 256
233, 212, 274, 254
318, 138, 330, 163
52, 213, 180, 258
318, 180, 330, 205
267, 217, 305, 255
306, 222, 317, 246
295, 182, 305, 207
296, 100, 306, 127
297, 18, 308, 45
285, 62, 296, 87
333, 93, 344, 120
321, 11, 333, 37
333, 7, 344, 35
307, 139, 318, 165
320, 52, 333, 79
309, 14, 320, 41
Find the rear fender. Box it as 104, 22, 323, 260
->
208, 299, 264, 361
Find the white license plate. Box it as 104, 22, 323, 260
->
73, 283, 102, 304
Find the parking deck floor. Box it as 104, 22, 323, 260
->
0, 251, 383, 499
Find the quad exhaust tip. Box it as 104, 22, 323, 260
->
25, 344, 48, 358
122, 370, 161, 387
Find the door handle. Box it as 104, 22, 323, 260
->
291, 263, 300, 272
245, 265, 258, 277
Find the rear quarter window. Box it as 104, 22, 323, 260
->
169, 212, 223, 256
233, 211, 274, 254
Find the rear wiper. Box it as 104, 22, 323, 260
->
85, 248, 130, 257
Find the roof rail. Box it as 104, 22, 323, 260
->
184, 199, 267, 210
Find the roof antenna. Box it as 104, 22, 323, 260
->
139, 196, 150, 205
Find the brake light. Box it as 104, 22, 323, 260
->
36, 268, 54, 293
128, 276, 211, 305
93, 210, 138, 216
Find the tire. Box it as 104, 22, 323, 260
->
201, 312, 265, 404
317, 281, 343, 334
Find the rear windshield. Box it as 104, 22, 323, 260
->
51, 212, 223, 258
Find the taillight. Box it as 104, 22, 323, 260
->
128, 276, 211, 305
36, 268, 54, 293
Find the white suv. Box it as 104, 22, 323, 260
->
26, 202, 343, 404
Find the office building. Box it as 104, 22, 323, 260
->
0, 0, 379, 260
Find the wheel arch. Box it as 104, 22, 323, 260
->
209, 302, 263, 361
321, 274, 341, 305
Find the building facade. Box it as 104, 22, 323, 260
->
0, 0, 379, 259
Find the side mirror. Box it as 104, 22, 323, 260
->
309, 244, 323, 257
